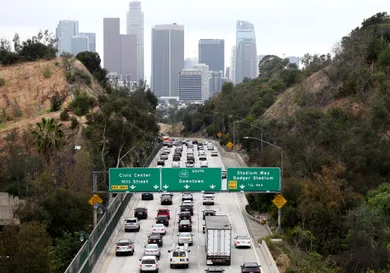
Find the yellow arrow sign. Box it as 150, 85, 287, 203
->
89, 194, 103, 206
272, 194, 287, 209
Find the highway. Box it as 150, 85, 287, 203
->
94, 139, 271, 273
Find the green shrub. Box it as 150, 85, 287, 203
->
70, 117, 78, 129
60, 110, 70, 121
66, 68, 92, 87
0, 77, 5, 87
42, 65, 52, 78
68, 91, 97, 116
50, 93, 63, 112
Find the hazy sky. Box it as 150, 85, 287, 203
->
0, 0, 389, 81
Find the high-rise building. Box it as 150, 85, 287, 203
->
103, 18, 137, 80
193, 64, 210, 100
225, 67, 231, 81
151, 24, 184, 98
126, 1, 144, 81
198, 39, 224, 75
209, 70, 223, 98
179, 69, 203, 101
80, 33, 96, 52
235, 20, 257, 84
56, 20, 79, 55
184, 57, 198, 69
230, 46, 236, 84
71, 35, 89, 56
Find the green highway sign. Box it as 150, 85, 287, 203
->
161, 168, 222, 192
227, 167, 281, 192
109, 168, 161, 192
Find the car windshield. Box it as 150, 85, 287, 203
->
199, 157, 207, 161
117, 241, 130, 246
158, 209, 168, 212
126, 219, 136, 223
180, 232, 191, 237
173, 251, 186, 257
142, 259, 156, 264
173, 157, 180, 161
157, 216, 167, 220
180, 220, 190, 225
155, 224, 164, 227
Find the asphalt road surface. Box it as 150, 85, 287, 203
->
94, 139, 271, 273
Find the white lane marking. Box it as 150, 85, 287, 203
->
234, 192, 261, 265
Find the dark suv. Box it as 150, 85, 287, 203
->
203, 209, 216, 220
155, 215, 169, 227
180, 203, 194, 216
240, 262, 261, 273
147, 233, 163, 247
178, 219, 192, 232
134, 207, 148, 219
178, 211, 192, 222
161, 194, 173, 205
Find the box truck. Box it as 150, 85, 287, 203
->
204, 215, 232, 265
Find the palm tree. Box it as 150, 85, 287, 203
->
32, 118, 64, 163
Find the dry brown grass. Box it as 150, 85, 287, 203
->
0, 58, 104, 133
262, 66, 363, 121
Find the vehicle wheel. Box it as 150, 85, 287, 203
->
226, 260, 231, 266
116, 253, 119, 256
186, 264, 189, 268
131, 251, 134, 256
125, 229, 128, 232
137, 228, 140, 232
170, 265, 173, 269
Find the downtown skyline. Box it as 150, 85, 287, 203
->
1, 0, 389, 83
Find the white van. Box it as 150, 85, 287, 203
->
168, 243, 191, 268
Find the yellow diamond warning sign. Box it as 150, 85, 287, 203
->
272, 194, 287, 209
228, 180, 237, 190
226, 141, 234, 149
217, 132, 223, 138
88, 194, 103, 206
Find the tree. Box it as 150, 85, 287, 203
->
0, 221, 53, 273
32, 118, 65, 163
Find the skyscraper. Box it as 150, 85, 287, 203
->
71, 35, 89, 56
192, 64, 210, 100
235, 20, 257, 84
80, 33, 96, 52
151, 24, 184, 98
179, 69, 203, 101
198, 39, 224, 75
103, 18, 137, 80
56, 20, 79, 55
126, 1, 144, 81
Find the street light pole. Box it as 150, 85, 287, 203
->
243, 136, 284, 233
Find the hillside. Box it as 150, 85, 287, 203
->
176, 12, 390, 273
0, 57, 104, 141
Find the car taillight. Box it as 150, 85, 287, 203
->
116, 246, 120, 249
237, 242, 240, 244
128, 246, 132, 248
153, 228, 156, 231
248, 241, 251, 244
170, 258, 172, 262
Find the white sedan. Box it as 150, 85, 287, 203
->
152, 224, 167, 235
234, 235, 252, 248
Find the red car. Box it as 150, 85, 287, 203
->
157, 208, 170, 220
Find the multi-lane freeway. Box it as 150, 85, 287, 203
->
94, 139, 271, 273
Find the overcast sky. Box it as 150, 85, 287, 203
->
0, 0, 389, 81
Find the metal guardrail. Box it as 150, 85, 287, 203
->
64, 142, 163, 273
